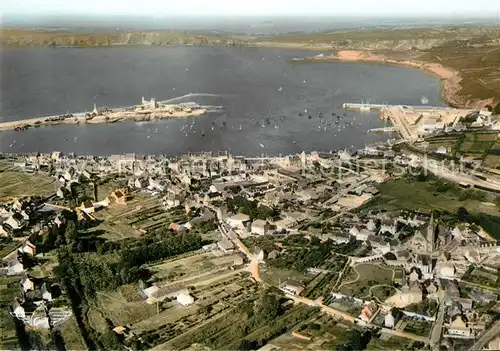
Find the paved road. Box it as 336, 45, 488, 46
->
429, 300, 446, 350
469, 318, 500, 351
423, 161, 500, 192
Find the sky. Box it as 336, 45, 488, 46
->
2, 0, 499, 17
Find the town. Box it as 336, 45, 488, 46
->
1, 103, 500, 351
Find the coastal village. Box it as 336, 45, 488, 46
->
1, 98, 500, 350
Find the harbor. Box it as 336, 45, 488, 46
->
343, 102, 494, 140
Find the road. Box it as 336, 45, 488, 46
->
429, 300, 446, 350
469, 318, 500, 351
423, 160, 500, 192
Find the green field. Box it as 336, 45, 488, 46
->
85, 195, 187, 241
363, 178, 499, 216
0, 163, 56, 201
338, 263, 401, 300
0, 276, 22, 350
58, 316, 87, 351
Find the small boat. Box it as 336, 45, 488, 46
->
259, 143, 265, 148
278, 86, 283, 92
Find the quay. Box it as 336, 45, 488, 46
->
343, 102, 492, 141
367, 127, 396, 133
342, 102, 452, 111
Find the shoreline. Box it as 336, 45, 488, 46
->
290, 49, 494, 110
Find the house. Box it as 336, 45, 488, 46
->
20, 240, 36, 256
408, 270, 420, 282
134, 178, 149, 189
437, 261, 455, 278
226, 213, 250, 231
385, 310, 396, 328
41, 283, 52, 302
56, 187, 68, 199
251, 220, 268, 236
177, 292, 194, 307
217, 236, 235, 253
436, 146, 448, 155
448, 315, 471, 337
108, 188, 129, 205
20, 277, 34, 293
12, 299, 25, 319
79, 201, 95, 214
6, 257, 24, 275
203, 192, 222, 204
458, 298, 473, 311
0, 224, 9, 237
148, 178, 166, 192
5, 212, 28, 230
396, 283, 422, 307
280, 280, 304, 296
360, 302, 378, 323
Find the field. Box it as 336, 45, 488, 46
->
422, 38, 500, 103
86, 195, 186, 241
337, 263, 401, 300
57, 315, 87, 351
0, 162, 56, 202
362, 178, 500, 217
0, 240, 21, 259
84, 251, 263, 350
0, 276, 22, 350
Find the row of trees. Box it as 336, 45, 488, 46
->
226, 196, 280, 221
119, 230, 202, 269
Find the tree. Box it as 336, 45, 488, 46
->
493, 102, 500, 115
65, 220, 78, 246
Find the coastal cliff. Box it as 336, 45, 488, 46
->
0, 29, 246, 47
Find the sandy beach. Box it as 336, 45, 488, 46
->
309, 50, 494, 109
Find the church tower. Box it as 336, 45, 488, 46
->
427, 212, 435, 252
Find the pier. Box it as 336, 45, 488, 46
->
367, 127, 396, 133
343, 103, 389, 111
343, 102, 452, 111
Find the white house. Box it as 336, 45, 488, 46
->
385, 311, 395, 328
21, 277, 34, 293
7, 258, 24, 275
12, 299, 25, 319
251, 220, 268, 236
448, 316, 471, 337
226, 213, 250, 231
20, 240, 36, 256
41, 283, 52, 302
438, 261, 455, 279
177, 292, 194, 307
5, 213, 27, 230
